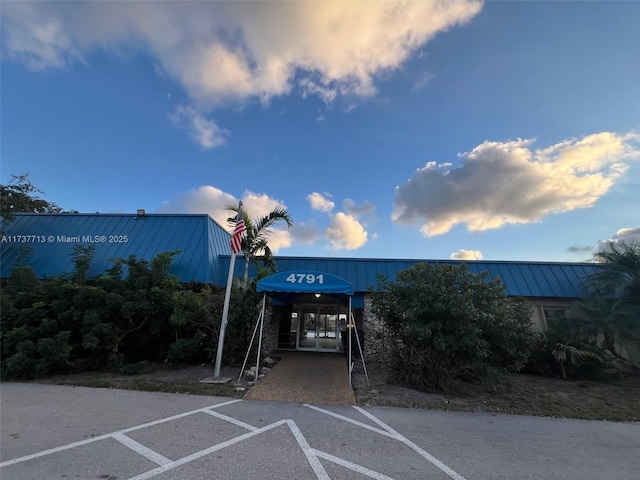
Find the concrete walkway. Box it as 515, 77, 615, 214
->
243, 351, 355, 405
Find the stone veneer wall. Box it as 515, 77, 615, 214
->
362, 294, 393, 376
259, 303, 278, 357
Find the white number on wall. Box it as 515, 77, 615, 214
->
285, 273, 324, 284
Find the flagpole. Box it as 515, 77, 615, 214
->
214, 201, 245, 380
213, 251, 236, 379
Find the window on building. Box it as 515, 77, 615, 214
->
542, 306, 568, 326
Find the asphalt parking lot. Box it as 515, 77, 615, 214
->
1, 383, 639, 479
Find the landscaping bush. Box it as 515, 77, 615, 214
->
371, 263, 537, 392
0, 249, 263, 379
166, 338, 207, 364
522, 315, 606, 380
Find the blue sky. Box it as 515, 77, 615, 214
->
2, 1, 639, 262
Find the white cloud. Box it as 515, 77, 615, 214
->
392, 132, 640, 237
593, 226, 640, 261
264, 229, 292, 253
305, 195, 372, 250
411, 70, 434, 93
235, 191, 293, 253
169, 105, 229, 149
157, 186, 290, 243
1, 1, 483, 107
300, 78, 337, 105
304, 195, 374, 250
308, 192, 335, 212
0, 2, 80, 70
157, 185, 237, 227
608, 227, 640, 244
450, 249, 483, 260
325, 212, 368, 250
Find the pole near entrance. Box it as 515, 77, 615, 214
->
213, 202, 245, 380
213, 251, 236, 380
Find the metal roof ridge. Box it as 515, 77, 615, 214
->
219, 254, 597, 266
10, 212, 212, 218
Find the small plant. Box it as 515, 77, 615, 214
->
552, 343, 599, 380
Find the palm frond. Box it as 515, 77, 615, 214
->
226, 203, 292, 284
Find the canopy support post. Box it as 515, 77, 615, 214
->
348, 296, 352, 389
350, 306, 370, 389
237, 294, 266, 384
254, 294, 267, 385
213, 252, 236, 379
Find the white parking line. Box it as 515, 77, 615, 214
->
2, 399, 466, 480
353, 406, 468, 480
127, 418, 333, 480
305, 403, 468, 479
0, 399, 242, 468
112, 433, 172, 466
202, 408, 258, 431
312, 449, 396, 480
127, 420, 289, 480
287, 420, 330, 480
302, 404, 394, 438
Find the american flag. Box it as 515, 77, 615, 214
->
230, 207, 246, 254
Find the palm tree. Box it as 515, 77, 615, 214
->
227, 204, 293, 285
576, 240, 640, 368
588, 240, 640, 305
551, 343, 598, 380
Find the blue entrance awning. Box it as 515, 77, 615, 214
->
257, 270, 354, 305
257, 270, 354, 295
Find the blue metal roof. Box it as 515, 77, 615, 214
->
2, 214, 600, 299
1, 213, 232, 283
223, 256, 600, 298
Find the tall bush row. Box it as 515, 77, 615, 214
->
1, 249, 259, 379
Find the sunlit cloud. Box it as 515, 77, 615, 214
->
264, 229, 292, 253
239, 191, 287, 220
606, 226, 640, 244
450, 249, 483, 260
325, 212, 368, 250
308, 192, 335, 212
157, 186, 289, 239
1, 1, 482, 107
2, 1, 482, 149
393, 132, 640, 237
157, 185, 236, 227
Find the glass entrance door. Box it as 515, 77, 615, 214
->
297, 306, 339, 351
